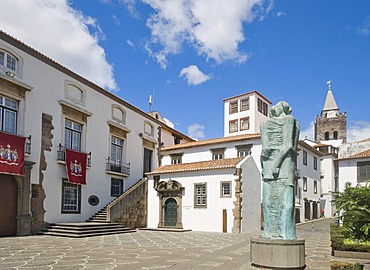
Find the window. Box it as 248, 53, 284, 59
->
257, 98, 268, 116
111, 178, 123, 197
325, 132, 329, 140
236, 144, 251, 157
303, 150, 307, 166
240, 98, 249, 111
333, 131, 338, 140
65, 119, 82, 151
357, 161, 370, 183
174, 137, 181, 145
61, 179, 81, 213
263, 102, 268, 116
229, 101, 238, 114
229, 120, 238, 133
313, 156, 318, 170
0, 95, 18, 134
314, 180, 318, 194
171, 154, 182, 164
303, 177, 307, 192
240, 117, 249, 131
220, 181, 231, 198
0, 50, 18, 72
212, 148, 224, 160
194, 183, 207, 208
111, 136, 123, 162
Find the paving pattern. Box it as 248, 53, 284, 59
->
1, 218, 369, 269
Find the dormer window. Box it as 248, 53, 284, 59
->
0, 50, 18, 72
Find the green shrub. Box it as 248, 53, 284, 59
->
330, 261, 364, 270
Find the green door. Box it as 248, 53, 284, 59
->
165, 198, 177, 227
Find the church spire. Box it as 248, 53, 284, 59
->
323, 80, 338, 111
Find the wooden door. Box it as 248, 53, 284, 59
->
222, 209, 227, 233
0, 175, 17, 236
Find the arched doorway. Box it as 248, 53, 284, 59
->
155, 179, 184, 229
164, 198, 177, 227
0, 175, 18, 236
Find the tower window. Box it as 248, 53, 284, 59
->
324, 132, 329, 140
333, 131, 338, 140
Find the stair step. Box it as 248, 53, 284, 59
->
41, 222, 135, 238
41, 229, 135, 238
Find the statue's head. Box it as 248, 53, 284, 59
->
270, 101, 292, 117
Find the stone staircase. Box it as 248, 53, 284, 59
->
41, 222, 134, 238
40, 178, 147, 237
87, 206, 109, 223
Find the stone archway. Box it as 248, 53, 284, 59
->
0, 174, 17, 236
155, 179, 184, 229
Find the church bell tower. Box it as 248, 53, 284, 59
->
314, 81, 347, 145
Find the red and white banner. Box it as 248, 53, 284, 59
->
65, 148, 87, 185
0, 131, 26, 176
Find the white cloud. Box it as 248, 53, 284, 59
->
163, 118, 175, 128
179, 65, 210, 85
127, 39, 135, 48
112, 15, 121, 25
187, 123, 205, 140
0, 0, 117, 91
276, 11, 286, 17
356, 16, 370, 36
347, 121, 370, 142
132, 0, 273, 68
300, 122, 315, 141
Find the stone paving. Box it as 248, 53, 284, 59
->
0, 218, 369, 270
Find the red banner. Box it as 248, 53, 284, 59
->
65, 148, 87, 185
0, 131, 26, 176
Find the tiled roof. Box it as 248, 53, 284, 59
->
161, 134, 261, 151
147, 157, 245, 175
338, 149, 370, 160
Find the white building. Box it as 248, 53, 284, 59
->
223, 91, 271, 137
296, 141, 323, 222
0, 31, 192, 236
338, 147, 370, 192
147, 134, 262, 233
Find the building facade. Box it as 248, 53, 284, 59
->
223, 91, 271, 137
0, 31, 192, 236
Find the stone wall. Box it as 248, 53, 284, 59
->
111, 179, 148, 228
315, 113, 347, 143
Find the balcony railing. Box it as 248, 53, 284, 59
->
106, 157, 130, 176
57, 143, 91, 167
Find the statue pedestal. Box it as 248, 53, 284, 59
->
250, 237, 305, 269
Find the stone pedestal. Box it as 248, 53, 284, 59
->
250, 237, 305, 269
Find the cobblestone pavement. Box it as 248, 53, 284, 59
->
1, 218, 370, 269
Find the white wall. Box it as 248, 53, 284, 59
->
148, 169, 237, 233
1, 38, 162, 223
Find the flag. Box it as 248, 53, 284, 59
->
65, 148, 87, 185
0, 131, 26, 176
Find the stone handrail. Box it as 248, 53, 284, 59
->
107, 177, 148, 223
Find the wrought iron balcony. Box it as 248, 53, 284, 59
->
57, 143, 91, 167
106, 157, 130, 176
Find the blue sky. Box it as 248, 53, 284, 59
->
1, 1, 370, 141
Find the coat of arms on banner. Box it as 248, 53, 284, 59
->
0, 144, 19, 165
65, 148, 87, 185
70, 160, 83, 176
0, 131, 26, 176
